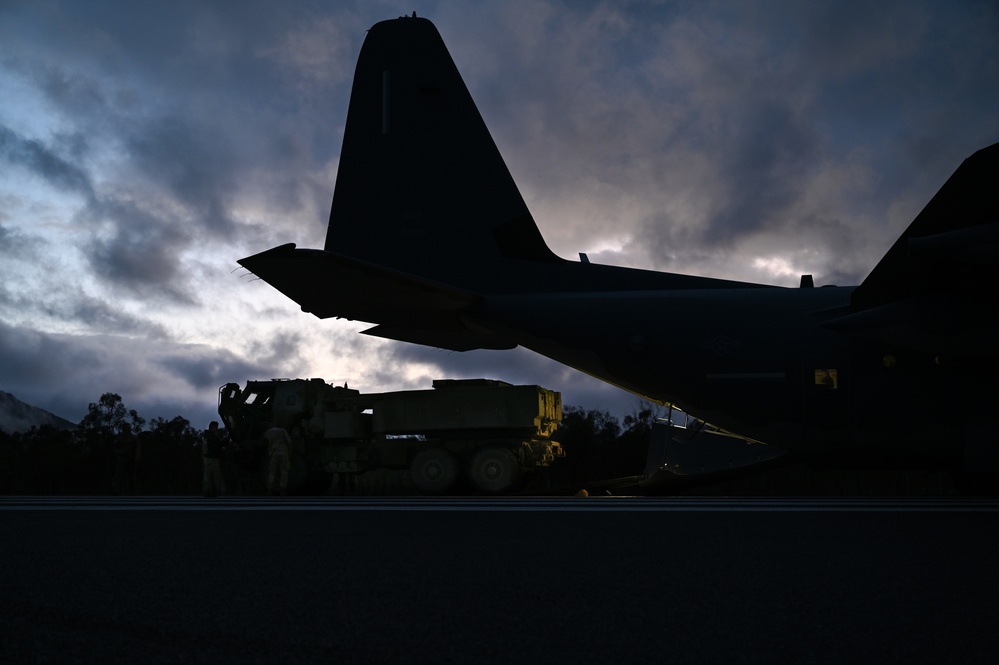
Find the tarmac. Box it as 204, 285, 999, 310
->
2, 496, 997, 664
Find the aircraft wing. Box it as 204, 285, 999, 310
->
825, 142, 999, 357
852, 142, 999, 308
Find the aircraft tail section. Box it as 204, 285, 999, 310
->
325, 16, 562, 291
239, 16, 769, 353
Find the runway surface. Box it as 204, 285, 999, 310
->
3, 496, 997, 664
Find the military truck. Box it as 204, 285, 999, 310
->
217, 378, 563, 495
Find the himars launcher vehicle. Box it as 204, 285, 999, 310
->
218, 377, 563, 494
239, 16, 999, 474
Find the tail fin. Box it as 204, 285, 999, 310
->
325, 16, 561, 289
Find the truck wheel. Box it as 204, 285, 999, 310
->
470, 447, 521, 494
410, 448, 458, 495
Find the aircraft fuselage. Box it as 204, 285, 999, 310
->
470, 283, 964, 463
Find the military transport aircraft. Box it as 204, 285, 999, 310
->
239, 16, 999, 471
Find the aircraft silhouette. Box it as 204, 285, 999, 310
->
240, 16, 999, 470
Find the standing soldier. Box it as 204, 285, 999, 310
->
263, 426, 292, 495
202, 421, 229, 497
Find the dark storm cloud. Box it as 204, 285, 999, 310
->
1, 111, 205, 305
0, 320, 266, 424
0, 123, 203, 301
84, 198, 196, 302
702, 101, 820, 244
0, 282, 164, 338
5, 285, 169, 339
2, 0, 361, 296
31, 59, 119, 126
122, 116, 238, 236
156, 352, 261, 392
0, 323, 88, 400
794, 1, 998, 172
6, 24, 239, 239
0, 223, 38, 256
441, 4, 835, 256
65, 294, 168, 338
609, 1, 999, 282
242, 328, 310, 375
0, 125, 95, 197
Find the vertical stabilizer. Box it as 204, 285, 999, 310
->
326, 16, 561, 289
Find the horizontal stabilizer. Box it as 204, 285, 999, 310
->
238, 244, 477, 323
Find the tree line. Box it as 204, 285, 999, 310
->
0, 393, 660, 495
1, 393, 203, 495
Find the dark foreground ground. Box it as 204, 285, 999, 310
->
2, 497, 997, 664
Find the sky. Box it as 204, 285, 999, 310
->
1, 0, 997, 429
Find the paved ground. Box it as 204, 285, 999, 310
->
2, 497, 997, 664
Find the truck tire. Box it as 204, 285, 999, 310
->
410, 448, 458, 495
469, 447, 521, 494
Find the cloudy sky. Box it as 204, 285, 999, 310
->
1, 0, 997, 428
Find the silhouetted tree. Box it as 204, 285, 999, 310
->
0, 428, 21, 493
143, 416, 203, 494
149, 415, 200, 444
622, 403, 662, 436
78, 393, 127, 443
617, 401, 664, 477
128, 409, 146, 433
560, 406, 621, 446
16, 425, 79, 493
0, 393, 218, 495
76, 393, 147, 494
550, 406, 622, 485
546, 403, 664, 487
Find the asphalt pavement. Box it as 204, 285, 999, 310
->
2, 497, 997, 664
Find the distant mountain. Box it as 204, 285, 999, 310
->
0, 391, 76, 434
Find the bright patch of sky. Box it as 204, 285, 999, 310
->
751, 256, 799, 282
